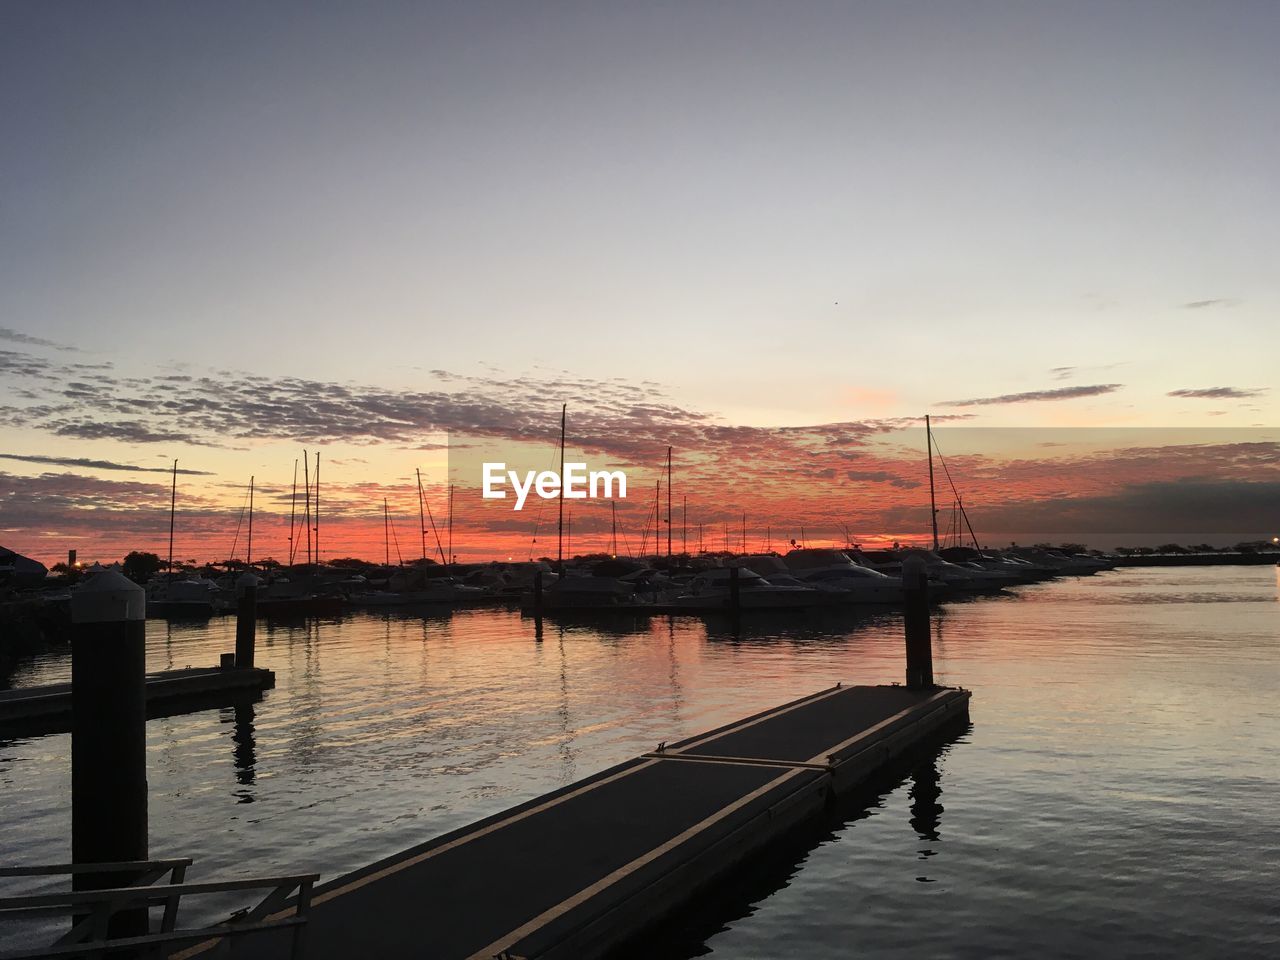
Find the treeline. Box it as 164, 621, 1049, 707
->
1114, 541, 1279, 556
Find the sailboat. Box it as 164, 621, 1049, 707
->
145, 460, 217, 618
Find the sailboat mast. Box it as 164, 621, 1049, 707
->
247, 476, 255, 568
167, 458, 177, 576
611, 500, 618, 556
314, 452, 320, 565
423, 478, 447, 565
447, 484, 454, 566
416, 469, 427, 561
384, 498, 391, 567
926, 414, 939, 551
288, 459, 298, 567
654, 479, 661, 558
682, 495, 687, 555
302, 450, 312, 566
741, 512, 746, 553
959, 493, 981, 549
666, 446, 673, 557
556, 403, 566, 573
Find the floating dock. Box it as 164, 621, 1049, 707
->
182, 682, 968, 960
0, 666, 275, 736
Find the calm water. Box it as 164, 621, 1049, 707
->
2, 566, 1277, 956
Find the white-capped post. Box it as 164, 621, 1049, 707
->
70, 568, 149, 935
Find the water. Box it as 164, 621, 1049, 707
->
2, 566, 1277, 956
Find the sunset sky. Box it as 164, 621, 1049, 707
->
2, 1, 1277, 565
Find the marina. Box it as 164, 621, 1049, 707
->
3, 3, 1278, 956
2, 565, 1277, 957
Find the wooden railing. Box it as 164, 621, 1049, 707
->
0, 860, 316, 959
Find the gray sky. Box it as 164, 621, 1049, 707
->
1, 1, 1277, 560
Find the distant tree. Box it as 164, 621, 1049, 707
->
1115, 547, 1135, 555
49, 561, 83, 582
1058, 543, 1087, 554
1156, 543, 1188, 554
1234, 542, 1258, 554
327, 557, 378, 572
121, 551, 163, 582
1134, 546, 1156, 555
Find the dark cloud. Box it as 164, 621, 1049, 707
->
0, 326, 75, 351
1168, 387, 1266, 400
846, 469, 921, 489
0, 349, 919, 470
48, 419, 218, 445
971, 479, 1280, 535
939, 384, 1123, 407
0, 350, 56, 379
0, 453, 213, 475
1182, 299, 1239, 309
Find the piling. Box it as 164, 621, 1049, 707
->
728, 565, 742, 632
533, 570, 544, 637
235, 573, 259, 669
70, 569, 149, 936
902, 554, 934, 688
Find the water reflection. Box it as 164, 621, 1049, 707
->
230, 698, 257, 795
5, 567, 1275, 957
614, 723, 969, 960
908, 757, 943, 859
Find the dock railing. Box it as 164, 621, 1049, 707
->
0, 860, 316, 959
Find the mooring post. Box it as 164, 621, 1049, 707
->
902, 554, 934, 688
533, 569, 545, 638
70, 568, 149, 936
728, 565, 742, 631
235, 573, 260, 669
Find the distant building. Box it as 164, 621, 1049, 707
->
0, 546, 48, 588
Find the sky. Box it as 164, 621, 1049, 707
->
1, 1, 1277, 565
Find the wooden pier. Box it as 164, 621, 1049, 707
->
0, 666, 275, 736
179, 682, 969, 960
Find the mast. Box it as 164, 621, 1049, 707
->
741, 511, 746, 553
167, 458, 177, 576
926, 414, 939, 551
384, 498, 391, 567
314, 452, 320, 565
302, 449, 312, 566
611, 500, 618, 556
288, 459, 298, 566
556, 403, 566, 573
959, 493, 981, 550
415, 469, 427, 561
682, 495, 687, 555
246, 476, 255, 569
655, 478, 661, 558
666, 446, 673, 557
421, 473, 447, 565
447, 484, 455, 566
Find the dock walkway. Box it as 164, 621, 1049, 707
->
187, 683, 968, 960
0, 666, 275, 735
